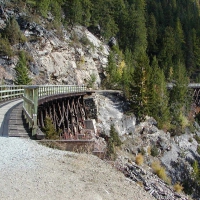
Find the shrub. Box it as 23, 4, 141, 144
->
194, 135, 200, 144
0, 36, 13, 57
110, 124, 122, 146
151, 161, 171, 184
188, 138, 193, 143
14, 51, 32, 85
135, 154, 144, 165
140, 147, 146, 155
42, 116, 59, 139
197, 145, 200, 155
151, 145, 159, 157
147, 146, 151, 155
106, 138, 116, 160
174, 182, 184, 193
87, 74, 96, 89
3, 17, 26, 45
192, 160, 200, 184
106, 125, 122, 160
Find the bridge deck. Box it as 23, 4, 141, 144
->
0, 99, 30, 137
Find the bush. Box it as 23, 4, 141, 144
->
151, 161, 171, 184
106, 138, 116, 160
135, 154, 144, 165
87, 74, 96, 89
194, 135, 200, 144
151, 145, 159, 157
14, 51, 32, 85
0, 36, 13, 57
192, 160, 200, 184
197, 145, 200, 155
188, 138, 193, 143
42, 116, 59, 139
3, 17, 26, 45
110, 124, 122, 146
106, 125, 122, 160
174, 182, 184, 193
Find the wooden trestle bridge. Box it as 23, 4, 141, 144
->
0, 85, 94, 140
1, 83, 200, 140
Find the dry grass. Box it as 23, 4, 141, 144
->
135, 154, 144, 165
147, 146, 151, 155
151, 161, 171, 184
173, 182, 184, 193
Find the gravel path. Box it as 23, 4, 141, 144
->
0, 137, 155, 200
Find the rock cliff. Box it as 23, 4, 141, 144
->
0, 6, 109, 87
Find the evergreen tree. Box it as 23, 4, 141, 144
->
169, 61, 190, 131
3, 17, 26, 45
158, 26, 176, 80
149, 56, 170, 128
36, 0, 50, 17
14, 51, 32, 85
63, 0, 83, 26
147, 13, 158, 58
130, 52, 150, 120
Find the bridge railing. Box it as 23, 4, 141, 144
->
23, 85, 87, 136
38, 85, 87, 98
0, 85, 24, 101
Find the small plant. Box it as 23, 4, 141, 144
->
110, 124, 122, 146
151, 161, 171, 184
42, 116, 59, 139
188, 138, 193, 143
197, 145, 200, 155
194, 135, 200, 144
0, 36, 13, 57
151, 145, 159, 157
106, 125, 122, 160
174, 182, 184, 193
147, 146, 151, 155
87, 74, 96, 89
135, 154, 144, 165
140, 147, 146, 155
192, 160, 200, 185
106, 137, 116, 160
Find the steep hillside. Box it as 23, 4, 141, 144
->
0, 5, 109, 87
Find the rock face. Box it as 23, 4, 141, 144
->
0, 7, 110, 87
117, 159, 189, 200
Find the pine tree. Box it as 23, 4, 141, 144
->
149, 56, 170, 129
14, 51, 32, 85
36, 0, 50, 17
3, 17, 26, 45
169, 61, 190, 131
158, 26, 176, 80
130, 52, 150, 120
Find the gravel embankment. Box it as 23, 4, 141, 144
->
0, 137, 155, 200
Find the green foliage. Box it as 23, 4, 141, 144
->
151, 145, 159, 157
0, 35, 13, 57
42, 116, 59, 139
192, 160, 200, 185
3, 17, 26, 45
14, 51, 32, 85
110, 124, 122, 147
106, 124, 122, 160
87, 74, 96, 88
36, 0, 50, 17
194, 135, 200, 144
148, 56, 170, 128
130, 52, 151, 120
106, 137, 116, 160
197, 145, 200, 155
